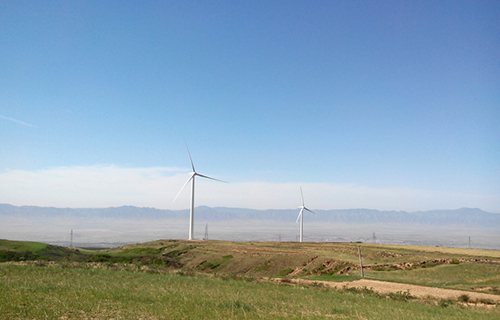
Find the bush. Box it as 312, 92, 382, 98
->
420, 261, 438, 268
0, 250, 40, 262
439, 298, 454, 307
387, 290, 415, 302
373, 265, 400, 272
90, 253, 113, 262
340, 285, 379, 297
457, 294, 470, 303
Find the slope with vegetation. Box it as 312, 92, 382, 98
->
1, 239, 499, 319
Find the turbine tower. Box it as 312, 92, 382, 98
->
174, 141, 226, 240
296, 187, 316, 242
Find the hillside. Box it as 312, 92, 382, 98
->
0, 239, 87, 262
1, 239, 499, 297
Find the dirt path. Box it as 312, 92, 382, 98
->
268, 278, 500, 302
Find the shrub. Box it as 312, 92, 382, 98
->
340, 285, 379, 297
387, 290, 415, 302
0, 250, 40, 262
439, 298, 454, 307
373, 265, 400, 272
90, 253, 113, 262
420, 261, 438, 268
457, 294, 470, 303
450, 259, 460, 264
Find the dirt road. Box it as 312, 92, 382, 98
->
269, 278, 500, 303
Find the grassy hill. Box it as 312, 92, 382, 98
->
1, 239, 500, 319
101, 240, 500, 293
0, 239, 89, 262
2, 238, 498, 293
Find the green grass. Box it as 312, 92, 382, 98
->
1, 263, 499, 319
0, 239, 48, 252
0, 239, 89, 262
2, 239, 500, 301
1, 239, 500, 318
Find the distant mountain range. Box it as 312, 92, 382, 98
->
1, 204, 499, 228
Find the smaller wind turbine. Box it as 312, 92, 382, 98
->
173, 140, 226, 240
296, 187, 316, 242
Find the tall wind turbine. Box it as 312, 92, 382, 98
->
296, 187, 316, 242
174, 141, 226, 240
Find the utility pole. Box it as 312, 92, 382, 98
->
469, 237, 471, 249
358, 245, 364, 278
372, 232, 376, 242
203, 223, 208, 240
70, 229, 73, 247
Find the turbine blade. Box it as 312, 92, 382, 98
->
296, 209, 303, 223
183, 139, 195, 172
173, 174, 194, 202
300, 187, 305, 206
196, 173, 227, 183
304, 207, 316, 214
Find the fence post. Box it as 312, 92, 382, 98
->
358, 245, 364, 278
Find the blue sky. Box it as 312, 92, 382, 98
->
1, 1, 499, 212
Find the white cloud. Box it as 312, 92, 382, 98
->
0, 165, 498, 212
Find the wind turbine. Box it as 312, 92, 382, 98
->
174, 141, 226, 240
296, 187, 316, 242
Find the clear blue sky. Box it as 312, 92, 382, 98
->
1, 1, 499, 212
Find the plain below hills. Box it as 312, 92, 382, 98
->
2, 204, 499, 250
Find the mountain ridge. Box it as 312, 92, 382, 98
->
1, 203, 498, 228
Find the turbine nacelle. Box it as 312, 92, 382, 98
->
295, 206, 315, 222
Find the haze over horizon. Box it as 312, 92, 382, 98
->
1, 2, 499, 213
